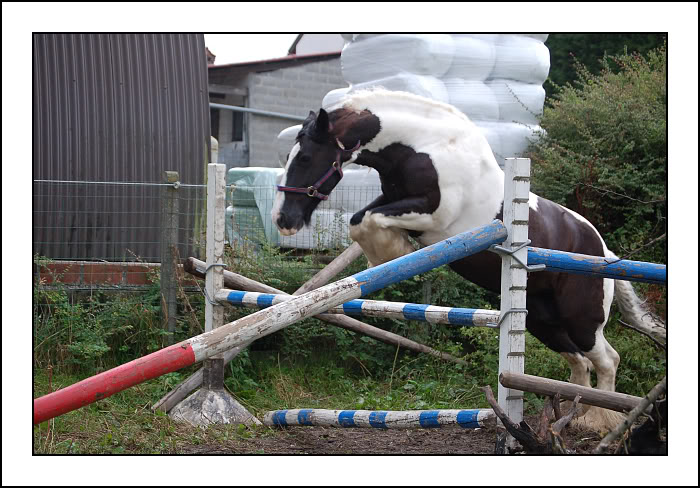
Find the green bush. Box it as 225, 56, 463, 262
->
529, 42, 667, 266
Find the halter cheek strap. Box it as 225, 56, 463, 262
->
276, 140, 361, 200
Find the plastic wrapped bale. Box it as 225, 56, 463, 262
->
226, 205, 268, 251
497, 122, 544, 162
346, 73, 449, 104
326, 168, 383, 213
226, 167, 284, 247
341, 34, 455, 83
474, 121, 544, 167
442, 35, 497, 81
278, 209, 353, 250
443, 79, 499, 121
490, 35, 550, 85
522, 34, 549, 42
276, 125, 302, 167
322, 87, 351, 110
488, 80, 545, 125
473, 121, 503, 166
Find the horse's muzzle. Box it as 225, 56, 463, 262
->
273, 211, 302, 236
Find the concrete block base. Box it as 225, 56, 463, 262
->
168, 358, 261, 427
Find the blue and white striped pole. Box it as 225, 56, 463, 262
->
216, 290, 500, 328
527, 247, 667, 285
264, 409, 495, 429
183, 219, 508, 362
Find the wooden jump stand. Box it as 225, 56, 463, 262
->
168, 164, 260, 426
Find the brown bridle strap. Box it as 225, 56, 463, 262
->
277, 140, 361, 200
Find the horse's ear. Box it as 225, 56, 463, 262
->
316, 109, 330, 135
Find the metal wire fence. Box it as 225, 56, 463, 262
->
33, 179, 382, 288
32, 177, 381, 371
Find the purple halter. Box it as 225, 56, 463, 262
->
276, 139, 361, 200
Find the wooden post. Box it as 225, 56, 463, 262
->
293, 242, 364, 296
204, 163, 226, 380
497, 158, 530, 453
160, 171, 179, 345
499, 372, 653, 414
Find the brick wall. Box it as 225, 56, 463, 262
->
35, 262, 199, 288
248, 57, 346, 167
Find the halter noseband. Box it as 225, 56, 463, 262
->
276, 139, 361, 201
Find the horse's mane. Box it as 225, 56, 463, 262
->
341, 88, 472, 124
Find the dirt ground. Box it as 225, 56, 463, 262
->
180, 414, 613, 455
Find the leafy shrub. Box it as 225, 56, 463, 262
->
33, 255, 201, 375
529, 42, 667, 266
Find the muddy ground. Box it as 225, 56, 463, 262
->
180, 414, 614, 455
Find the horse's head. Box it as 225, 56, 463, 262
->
272, 108, 361, 236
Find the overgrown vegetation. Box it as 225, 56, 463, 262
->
544, 34, 666, 98
528, 41, 667, 318
33, 255, 205, 376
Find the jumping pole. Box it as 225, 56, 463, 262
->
216, 290, 500, 328
263, 408, 495, 429
33, 219, 508, 424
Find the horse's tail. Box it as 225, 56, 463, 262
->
607, 249, 667, 343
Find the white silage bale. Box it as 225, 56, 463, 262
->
341, 34, 455, 84
473, 121, 503, 164
349, 73, 449, 104
488, 80, 545, 125
329, 168, 382, 213
443, 79, 499, 121
442, 35, 496, 81
473, 121, 544, 168
322, 87, 351, 110
491, 35, 550, 85
278, 209, 353, 250
498, 122, 544, 160
522, 34, 549, 42
276, 125, 301, 167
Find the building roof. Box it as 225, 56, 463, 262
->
208, 50, 340, 70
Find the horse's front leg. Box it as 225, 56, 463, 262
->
349, 196, 432, 267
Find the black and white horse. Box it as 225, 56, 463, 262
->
272, 88, 664, 431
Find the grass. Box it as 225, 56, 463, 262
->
33, 316, 665, 455
32, 246, 665, 455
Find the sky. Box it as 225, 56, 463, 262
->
204, 33, 299, 65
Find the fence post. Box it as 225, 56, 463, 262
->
161, 170, 180, 346
497, 158, 530, 453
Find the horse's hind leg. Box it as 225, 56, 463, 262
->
567, 328, 625, 432
570, 279, 625, 432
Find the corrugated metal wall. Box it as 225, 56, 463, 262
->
33, 34, 211, 262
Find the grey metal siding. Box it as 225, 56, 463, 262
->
33, 33, 211, 262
